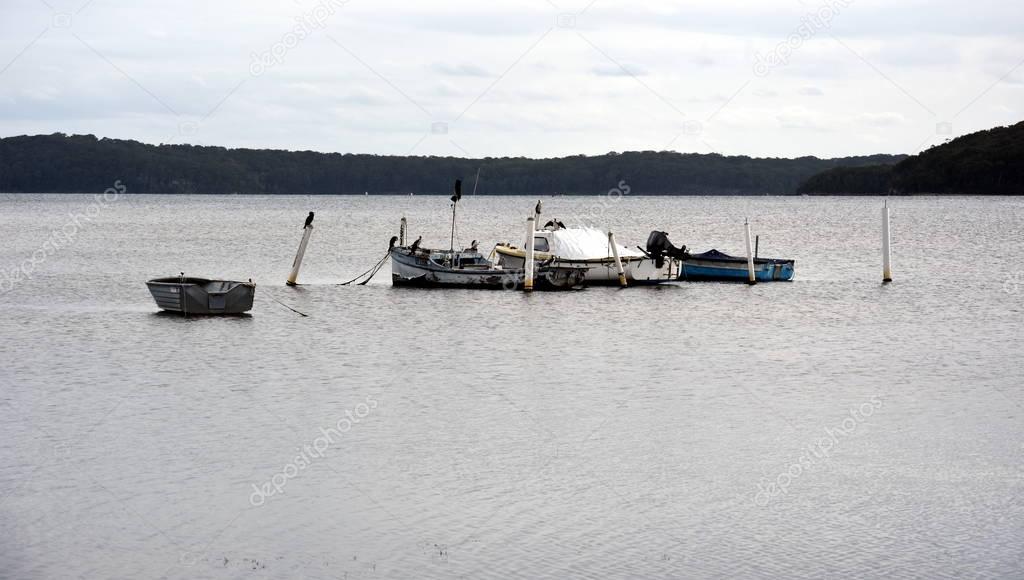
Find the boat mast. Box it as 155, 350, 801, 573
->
449, 169, 480, 252
450, 179, 461, 252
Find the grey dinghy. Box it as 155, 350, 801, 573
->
390, 245, 587, 290
146, 276, 255, 314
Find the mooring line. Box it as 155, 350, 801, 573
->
264, 292, 309, 317
339, 252, 390, 286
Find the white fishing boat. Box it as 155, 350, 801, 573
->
388, 178, 588, 290
494, 222, 680, 285
390, 243, 587, 290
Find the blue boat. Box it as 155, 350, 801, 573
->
644, 231, 794, 282
678, 249, 795, 282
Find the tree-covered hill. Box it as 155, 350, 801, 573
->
798, 120, 1024, 194
795, 164, 895, 195
0, 133, 905, 195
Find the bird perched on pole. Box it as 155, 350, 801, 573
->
451, 180, 462, 204
304, 211, 314, 228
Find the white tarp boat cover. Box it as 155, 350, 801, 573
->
546, 227, 644, 259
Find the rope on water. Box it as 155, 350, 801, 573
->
339, 252, 390, 286
263, 292, 309, 317
358, 254, 390, 285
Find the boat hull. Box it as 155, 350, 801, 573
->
494, 245, 677, 285
678, 250, 795, 282
391, 248, 585, 290
146, 278, 256, 314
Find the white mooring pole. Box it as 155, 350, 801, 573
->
744, 219, 757, 285
608, 232, 627, 287
524, 216, 535, 292
882, 201, 893, 283
399, 216, 407, 246
287, 223, 314, 286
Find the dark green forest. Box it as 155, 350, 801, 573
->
796, 164, 897, 195
798, 121, 1024, 194
0, 133, 904, 195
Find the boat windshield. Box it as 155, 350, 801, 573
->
428, 250, 492, 268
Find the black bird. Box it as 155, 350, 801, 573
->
535, 200, 542, 216
388, 235, 399, 249
410, 236, 422, 252
304, 211, 314, 228
451, 179, 462, 204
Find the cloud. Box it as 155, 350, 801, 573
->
869, 39, 961, 67
591, 64, 649, 77
0, 0, 1020, 159
432, 63, 491, 77
589, 0, 1024, 38
776, 108, 832, 131
856, 112, 907, 127
691, 55, 715, 67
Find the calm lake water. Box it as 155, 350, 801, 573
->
1, 194, 1022, 579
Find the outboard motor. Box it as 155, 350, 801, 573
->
646, 231, 689, 268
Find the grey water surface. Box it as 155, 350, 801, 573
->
1, 194, 1022, 579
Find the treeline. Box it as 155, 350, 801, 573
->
796, 164, 896, 195
798, 120, 1024, 194
0, 133, 906, 195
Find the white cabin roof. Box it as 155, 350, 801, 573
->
531, 227, 643, 259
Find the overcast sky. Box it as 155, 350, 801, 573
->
1, 0, 1021, 159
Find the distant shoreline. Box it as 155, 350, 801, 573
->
0, 133, 903, 196
3, 122, 1020, 195
2, 192, 1017, 197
